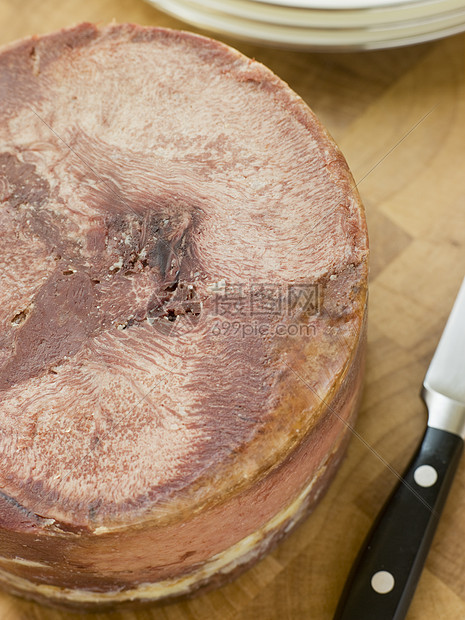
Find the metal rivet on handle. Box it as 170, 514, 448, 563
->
414, 464, 438, 488
371, 571, 395, 594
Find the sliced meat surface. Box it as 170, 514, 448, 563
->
0, 22, 368, 607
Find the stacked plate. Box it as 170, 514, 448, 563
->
148, 0, 465, 50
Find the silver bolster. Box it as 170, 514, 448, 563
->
422, 386, 465, 440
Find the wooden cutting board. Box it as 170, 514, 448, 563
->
0, 1, 464, 618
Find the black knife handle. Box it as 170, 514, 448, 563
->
333, 426, 463, 620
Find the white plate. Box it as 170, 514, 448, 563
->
149, 0, 465, 49
188, 0, 465, 28
250, 0, 424, 10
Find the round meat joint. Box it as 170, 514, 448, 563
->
0, 23, 368, 609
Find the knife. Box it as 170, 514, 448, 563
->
334, 277, 465, 620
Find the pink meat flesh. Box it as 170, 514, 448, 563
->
0, 23, 368, 604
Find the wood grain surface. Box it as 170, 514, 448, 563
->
0, 1, 464, 618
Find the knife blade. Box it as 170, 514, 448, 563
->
334, 277, 465, 620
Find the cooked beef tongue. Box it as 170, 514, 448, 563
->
0, 23, 368, 608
